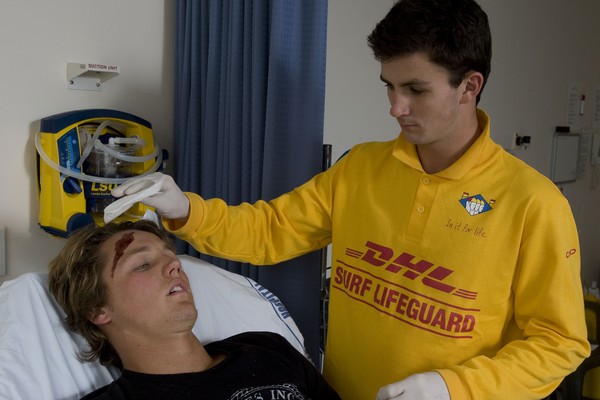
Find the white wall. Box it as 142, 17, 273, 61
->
324, 0, 600, 285
2, 0, 600, 287
0, 1, 173, 283
480, 0, 600, 286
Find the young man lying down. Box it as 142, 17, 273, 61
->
49, 220, 339, 400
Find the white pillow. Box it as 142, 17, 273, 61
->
181, 255, 305, 352
0, 255, 304, 400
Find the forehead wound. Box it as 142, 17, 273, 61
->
111, 232, 135, 277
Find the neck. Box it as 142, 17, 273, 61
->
417, 112, 481, 174
115, 331, 222, 374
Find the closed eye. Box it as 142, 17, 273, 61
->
133, 263, 151, 271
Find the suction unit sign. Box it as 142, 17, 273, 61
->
85, 64, 119, 73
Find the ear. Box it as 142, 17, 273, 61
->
460, 71, 484, 104
90, 307, 111, 326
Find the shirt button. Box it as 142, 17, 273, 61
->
417, 205, 425, 213
422, 177, 431, 184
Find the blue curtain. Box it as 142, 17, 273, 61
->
174, 0, 328, 364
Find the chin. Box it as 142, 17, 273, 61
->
401, 131, 428, 145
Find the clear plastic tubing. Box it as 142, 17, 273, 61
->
35, 128, 163, 185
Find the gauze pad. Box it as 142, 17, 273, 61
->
103, 175, 164, 224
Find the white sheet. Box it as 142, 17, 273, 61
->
0, 255, 304, 400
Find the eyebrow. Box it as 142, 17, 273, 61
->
113, 242, 175, 270
379, 75, 430, 87
120, 244, 152, 259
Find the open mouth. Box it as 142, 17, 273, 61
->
169, 285, 184, 295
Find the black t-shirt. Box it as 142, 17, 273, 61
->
81, 332, 340, 400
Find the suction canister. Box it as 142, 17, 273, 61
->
82, 132, 139, 217
36, 109, 166, 237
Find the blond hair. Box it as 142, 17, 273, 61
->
48, 220, 176, 368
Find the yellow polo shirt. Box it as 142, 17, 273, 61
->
166, 109, 589, 400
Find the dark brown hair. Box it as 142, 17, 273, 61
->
367, 0, 491, 103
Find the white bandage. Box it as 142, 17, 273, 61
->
103, 174, 164, 224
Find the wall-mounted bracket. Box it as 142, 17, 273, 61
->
67, 63, 120, 91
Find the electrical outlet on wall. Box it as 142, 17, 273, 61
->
514, 133, 531, 150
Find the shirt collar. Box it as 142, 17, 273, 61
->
392, 109, 495, 180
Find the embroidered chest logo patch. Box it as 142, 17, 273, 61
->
459, 193, 494, 216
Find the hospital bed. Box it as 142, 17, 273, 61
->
0, 255, 305, 400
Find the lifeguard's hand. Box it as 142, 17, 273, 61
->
376, 372, 450, 400
111, 172, 190, 220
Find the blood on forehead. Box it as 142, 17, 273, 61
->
111, 232, 135, 278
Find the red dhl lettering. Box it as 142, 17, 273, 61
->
333, 266, 476, 335
373, 284, 475, 333
350, 241, 476, 298
334, 267, 372, 297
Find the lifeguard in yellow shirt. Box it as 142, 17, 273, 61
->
112, 0, 590, 398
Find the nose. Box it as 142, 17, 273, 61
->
389, 93, 410, 118
164, 256, 182, 278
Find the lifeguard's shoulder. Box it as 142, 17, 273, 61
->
333, 139, 396, 166
497, 149, 567, 204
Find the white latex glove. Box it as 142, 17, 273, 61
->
111, 172, 190, 220
376, 372, 450, 400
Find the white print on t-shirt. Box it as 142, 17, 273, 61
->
229, 383, 305, 400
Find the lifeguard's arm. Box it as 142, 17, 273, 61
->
435, 198, 589, 399
162, 172, 335, 266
